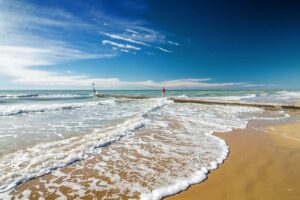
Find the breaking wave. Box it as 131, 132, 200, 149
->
0, 100, 115, 116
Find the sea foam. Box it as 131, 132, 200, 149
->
0, 98, 170, 193
0, 93, 86, 99
0, 99, 115, 116
0, 98, 288, 200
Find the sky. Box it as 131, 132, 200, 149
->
0, 0, 300, 90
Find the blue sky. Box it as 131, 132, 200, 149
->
0, 0, 299, 90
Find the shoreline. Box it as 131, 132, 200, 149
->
1, 105, 299, 199
167, 120, 300, 200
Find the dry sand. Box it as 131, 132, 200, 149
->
167, 121, 300, 200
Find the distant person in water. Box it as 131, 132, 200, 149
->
92, 83, 96, 94
162, 87, 166, 97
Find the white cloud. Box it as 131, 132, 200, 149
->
157, 47, 172, 53
0, 0, 260, 90
168, 41, 180, 46
134, 79, 245, 89
0, 45, 115, 87
126, 29, 139, 34
120, 49, 129, 53
0, 46, 251, 89
131, 26, 167, 44
102, 40, 141, 50
100, 30, 180, 54
101, 32, 150, 46
240, 83, 266, 87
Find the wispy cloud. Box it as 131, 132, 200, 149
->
101, 32, 150, 46
134, 79, 246, 89
1, 0, 255, 90
100, 29, 176, 53
168, 41, 180, 46
120, 49, 129, 53
0, 45, 114, 87
102, 40, 141, 50
0, 45, 259, 89
126, 29, 139, 34
0, 43, 254, 89
157, 47, 172, 53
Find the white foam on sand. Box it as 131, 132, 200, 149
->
1, 99, 288, 200
140, 104, 259, 200
140, 135, 229, 200
0, 98, 170, 193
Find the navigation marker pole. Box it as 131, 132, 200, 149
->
92, 83, 96, 94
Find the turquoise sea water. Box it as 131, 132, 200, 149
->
1, 89, 299, 100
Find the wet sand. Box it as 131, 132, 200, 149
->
6, 116, 225, 199
167, 121, 300, 200
3, 111, 300, 199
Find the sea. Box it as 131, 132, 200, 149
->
0, 90, 299, 199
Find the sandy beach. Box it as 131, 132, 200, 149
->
1, 92, 300, 199
4, 111, 299, 199
167, 120, 300, 200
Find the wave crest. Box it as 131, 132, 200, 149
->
0, 100, 116, 116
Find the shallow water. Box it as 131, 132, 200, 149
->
0, 90, 297, 199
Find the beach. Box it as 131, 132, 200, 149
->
2, 0, 300, 198
1, 90, 300, 199
5, 110, 300, 200
168, 120, 300, 200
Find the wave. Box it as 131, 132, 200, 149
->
36, 94, 83, 98
0, 98, 170, 193
0, 93, 90, 100
0, 94, 39, 99
140, 104, 265, 200
251, 91, 300, 103
175, 95, 189, 98
0, 97, 290, 198
141, 135, 228, 200
0, 117, 144, 193
276, 91, 300, 98
193, 91, 300, 102
195, 94, 257, 101
0, 100, 116, 116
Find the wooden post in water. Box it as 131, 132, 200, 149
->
92, 83, 96, 94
